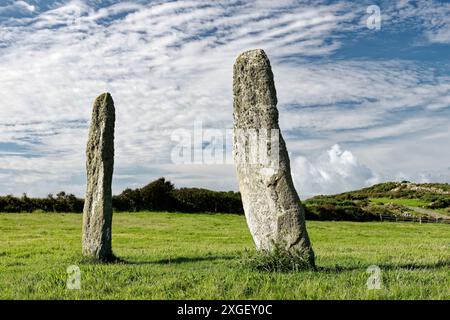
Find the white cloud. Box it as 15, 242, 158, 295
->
276, 60, 450, 131
0, 0, 362, 196
0, 0, 449, 197
0, 1, 35, 15
382, 0, 450, 44
292, 144, 379, 198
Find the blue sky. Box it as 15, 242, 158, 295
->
0, 0, 449, 198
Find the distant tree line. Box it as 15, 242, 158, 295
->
0, 192, 84, 213
3, 180, 448, 220
0, 178, 244, 214
113, 178, 244, 214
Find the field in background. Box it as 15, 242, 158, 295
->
370, 197, 450, 217
369, 197, 429, 207
0, 212, 449, 299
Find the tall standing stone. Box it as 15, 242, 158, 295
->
233, 49, 315, 266
82, 92, 115, 261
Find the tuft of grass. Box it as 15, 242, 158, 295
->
240, 245, 315, 272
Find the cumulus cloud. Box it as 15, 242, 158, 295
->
292, 144, 379, 198
292, 137, 450, 199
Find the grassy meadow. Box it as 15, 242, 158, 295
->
369, 197, 429, 207
0, 212, 449, 299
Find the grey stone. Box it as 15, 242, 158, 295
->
82, 92, 115, 261
233, 49, 315, 266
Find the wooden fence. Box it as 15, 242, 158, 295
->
379, 214, 450, 224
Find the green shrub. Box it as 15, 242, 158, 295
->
0, 193, 83, 213
112, 178, 244, 214
425, 198, 450, 209
304, 203, 379, 222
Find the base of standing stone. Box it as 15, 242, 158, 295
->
80, 252, 119, 263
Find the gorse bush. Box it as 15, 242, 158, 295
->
425, 198, 450, 209
0, 192, 83, 213
112, 178, 244, 214
0, 178, 244, 214
172, 188, 244, 214
112, 178, 178, 212
2, 181, 448, 220
304, 202, 379, 221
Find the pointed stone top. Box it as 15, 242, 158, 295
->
95, 92, 112, 101
93, 92, 114, 109
237, 48, 266, 57
234, 49, 273, 83
233, 49, 278, 129
235, 49, 269, 65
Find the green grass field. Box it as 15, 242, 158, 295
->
0, 212, 449, 299
369, 197, 429, 207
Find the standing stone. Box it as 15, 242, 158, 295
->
82, 93, 115, 261
233, 49, 315, 266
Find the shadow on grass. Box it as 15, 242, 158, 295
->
79, 253, 123, 265
97, 254, 237, 266
319, 259, 450, 273
79, 254, 449, 272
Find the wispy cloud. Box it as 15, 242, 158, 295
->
380, 0, 450, 44
0, 0, 449, 197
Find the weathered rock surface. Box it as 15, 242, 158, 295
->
82, 92, 115, 261
233, 49, 315, 266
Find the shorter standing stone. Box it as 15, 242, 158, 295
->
82, 92, 115, 261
